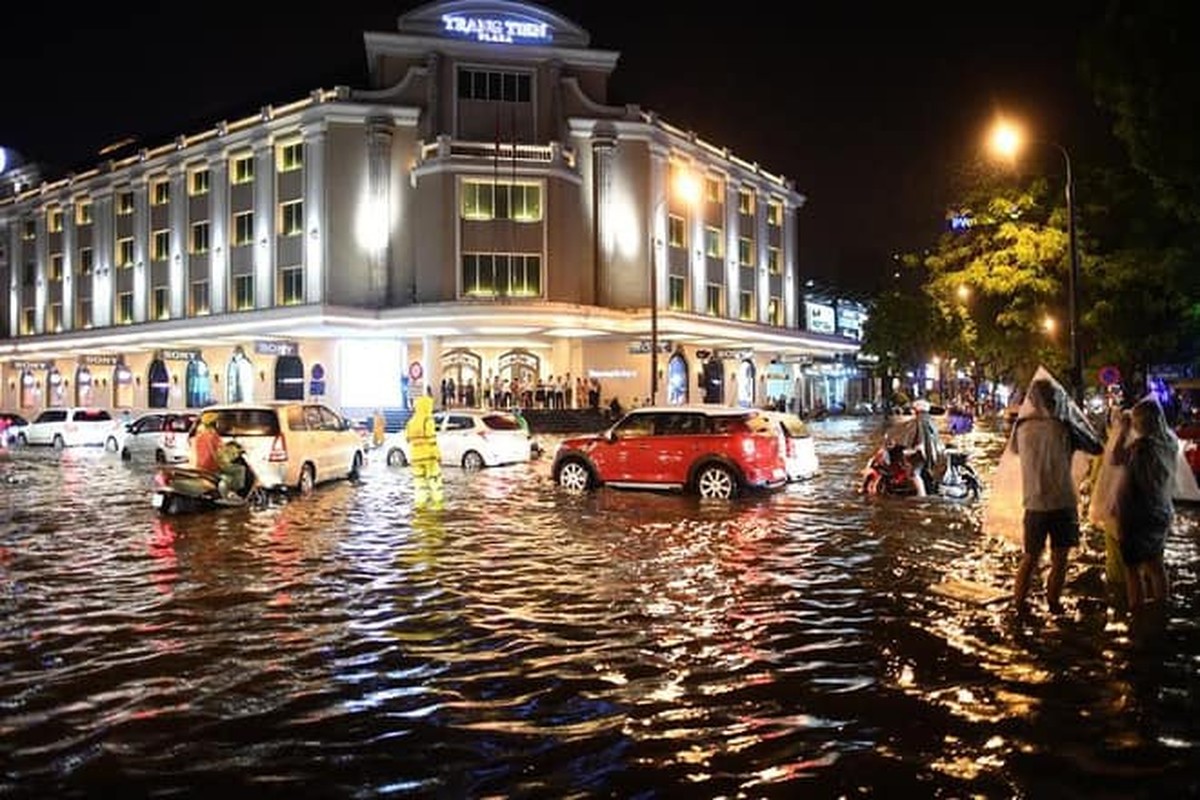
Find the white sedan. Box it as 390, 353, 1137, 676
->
118, 411, 198, 463
385, 409, 535, 470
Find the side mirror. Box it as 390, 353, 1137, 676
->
604, 428, 617, 443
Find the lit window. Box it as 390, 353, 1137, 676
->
460, 252, 542, 298
117, 191, 135, 215
706, 284, 724, 316
668, 275, 686, 310
704, 226, 723, 259
277, 141, 303, 172
153, 286, 170, 320
233, 211, 254, 246
457, 68, 532, 102
48, 303, 62, 332
767, 200, 783, 227
152, 229, 170, 261
668, 215, 685, 248
78, 247, 94, 275
190, 281, 210, 316
768, 296, 781, 326
117, 237, 135, 268
77, 297, 93, 329
280, 265, 304, 305
49, 253, 64, 281
22, 219, 36, 239
189, 167, 210, 196
233, 274, 254, 310
76, 200, 93, 225
768, 247, 782, 275
279, 200, 303, 236
151, 178, 170, 206
460, 180, 542, 222
704, 176, 723, 204
190, 222, 209, 254
739, 237, 754, 267
738, 188, 755, 216
739, 290, 754, 321
117, 292, 134, 324
48, 208, 64, 233
20, 307, 34, 335
231, 154, 254, 184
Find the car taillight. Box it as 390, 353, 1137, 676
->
269, 434, 288, 462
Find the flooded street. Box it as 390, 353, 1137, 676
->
1, 416, 1197, 797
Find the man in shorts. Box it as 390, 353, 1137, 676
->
1011, 378, 1103, 613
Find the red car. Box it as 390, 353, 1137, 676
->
551, 405, 789, 499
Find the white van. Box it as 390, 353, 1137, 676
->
20, 407, 122, 449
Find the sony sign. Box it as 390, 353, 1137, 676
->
441, 13, 551, 44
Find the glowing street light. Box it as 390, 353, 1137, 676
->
987, 116, 1083, 402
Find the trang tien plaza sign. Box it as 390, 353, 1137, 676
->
441, 13, 551, 44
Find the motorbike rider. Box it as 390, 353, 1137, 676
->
894, 398, 946, 496
191, 420, 246, 500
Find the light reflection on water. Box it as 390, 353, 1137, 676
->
0, 415, 1196, 797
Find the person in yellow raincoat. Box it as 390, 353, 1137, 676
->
405, 394, 443, 509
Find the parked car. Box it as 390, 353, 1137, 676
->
385, 409, 535, 470
761, 410, 820, 482
551, 405, 789, 499
0, 412, 30, 446
191, 402, 365, 494
19, 407, 122, 449
118, 411, 198, 463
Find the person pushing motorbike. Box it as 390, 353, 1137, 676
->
191, 419, 246, 500
894, 399, 946, 496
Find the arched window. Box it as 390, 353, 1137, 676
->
148, 359, 170, 408
113, 364, 135, 409
226, 349, 254, 403
441, 349, 482, 407
185, 359, 212, 408
47, 368, 66, 407
19, 370, 38, 409
75, 366, 94, 407
667, 353, 689, 406
737, 359, 756, 408
274, 355, 305, 401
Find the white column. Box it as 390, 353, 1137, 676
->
170, 166, 188, 318
62, 203, 75, 330
132, 175, 149, 323
254, 140, 275, 308
209, 151, 229, 313
303, 122, 326, 303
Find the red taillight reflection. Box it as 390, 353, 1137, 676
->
269, 434, 288, 462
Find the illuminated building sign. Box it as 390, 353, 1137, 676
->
805, 302, 836, 334
160, 349, 202, 361
441, 13, 551, 44
79, 354, 120, 366
255, 340, 299, 357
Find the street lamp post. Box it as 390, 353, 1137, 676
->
988, 119, 1084, 403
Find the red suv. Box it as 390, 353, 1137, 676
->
551, 406, 789, 499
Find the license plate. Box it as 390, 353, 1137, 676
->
151, 493, 164, 509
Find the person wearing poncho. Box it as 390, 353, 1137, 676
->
405, 394, 443, 510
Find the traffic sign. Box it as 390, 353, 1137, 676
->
408, 361, 424, 381
1098, 365, 1121, 386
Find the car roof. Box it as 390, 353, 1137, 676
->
628, 405, 761, 416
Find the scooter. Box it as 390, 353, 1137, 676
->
861, 442, 981, 500
151, 442, 268, 515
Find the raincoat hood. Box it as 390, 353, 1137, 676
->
412, 395, 434, 419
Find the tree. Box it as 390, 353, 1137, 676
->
859, 286, 940, 406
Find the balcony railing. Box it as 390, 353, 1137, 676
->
418, 136, 576, 170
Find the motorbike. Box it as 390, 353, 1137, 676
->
151, 442, 268, 514
860, 441, 981, 500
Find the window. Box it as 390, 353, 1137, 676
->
189, 167, 210, 196
152, 229, 170, 261
461, 180, 542, 222
738, 188, 755, 216
280, 265, 304, 305
190, 280, 210, 316
767, 200, 783, 227
233, 211, 254, 246
706, 283, 724, 316
78, 247, 94, 275
704, 226, 723, 259
668, 215, 685, 248
117, 237, 134, 268
457, 68, 532, 102
22, 219, 36, 239
739, 290, 754, 321
277, 141, 303, 172
768, 247, 782, 275
48, 303, 62, 332
76, 297, 93, 329
22, 261, 35, 285
76, 200, 93, 225
117, 190, 135, 215
738, 237, 754, 267
768, 296, 781, 326
153, 286, 169, 320
704, 176, 723, 204
117, 292, 134, 324
461, 252, 541, 298
668, 275, 686, 310
279, 200, 303, 236
233, 274, 254, 310
231, 154, 254, 184
151, 178, 170, 206
20, 307, 34, 335
49, 253, 64, 281
190, 221, 209, 254
48, 208, 64, 233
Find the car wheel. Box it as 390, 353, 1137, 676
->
556, 459, 593, 492
296, 463, 315, 497
695, 463, 737, 499
247, 487, 269, 510
122, 447, 133, 462
105, 436, 119, 453
462, 450, 485, 471
154, 449, 166, 463
16, 433, 27, 447
52, 434, 65, 450
348, 451, 363, 481
386, 448, 408, 468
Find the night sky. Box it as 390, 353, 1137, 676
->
1, 0, 1114, 295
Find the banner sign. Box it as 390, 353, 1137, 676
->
255, 340, 299, 357
79, 354, 119, 366
714, 349, 752, 361
628, 340, 673, 355
160, 349, 202, 361
10, 360, 51, 371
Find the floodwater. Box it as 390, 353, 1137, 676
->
0, 417, 1196, 798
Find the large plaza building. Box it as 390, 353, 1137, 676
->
0, 0, 869, 420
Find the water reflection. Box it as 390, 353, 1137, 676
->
0, 417, 1196, 797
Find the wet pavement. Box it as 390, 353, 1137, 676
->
0, 416, 1196, 797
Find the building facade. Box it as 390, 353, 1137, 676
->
0, 0, 865, 420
